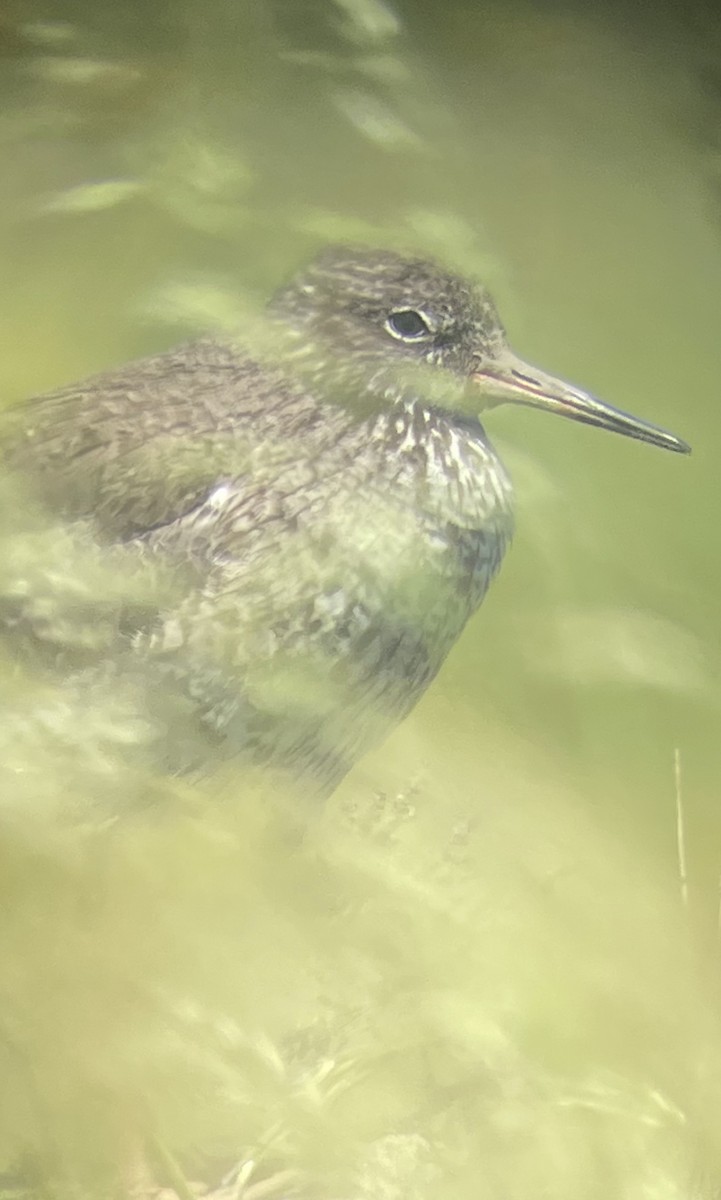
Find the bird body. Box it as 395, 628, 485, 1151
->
1, 247, 689, 793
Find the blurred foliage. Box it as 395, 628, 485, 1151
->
0, 0, 720, 1197
2, 714, 721, 1199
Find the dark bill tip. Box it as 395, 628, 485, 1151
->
473, 356, 691, 456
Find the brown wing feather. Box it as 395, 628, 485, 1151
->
2, 336, 330, 541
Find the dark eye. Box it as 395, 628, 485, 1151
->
385, 309, 431, 341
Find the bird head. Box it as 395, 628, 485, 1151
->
268, 245, 690, 454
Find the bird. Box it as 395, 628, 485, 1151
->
0, 245, 691, 796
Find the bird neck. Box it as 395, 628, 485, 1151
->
366, 398, 515, 535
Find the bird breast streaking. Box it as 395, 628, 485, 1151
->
1, 246, 690, 795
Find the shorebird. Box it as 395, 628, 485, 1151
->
2, 246, 690, 793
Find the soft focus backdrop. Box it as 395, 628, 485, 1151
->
0, 2, 719, 1197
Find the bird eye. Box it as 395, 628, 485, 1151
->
385, 309, 431, 341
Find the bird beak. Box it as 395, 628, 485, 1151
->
471, 351, 691, 454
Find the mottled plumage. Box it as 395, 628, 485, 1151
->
1, 247, 689, 793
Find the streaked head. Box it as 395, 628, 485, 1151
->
269, 245, 690, 454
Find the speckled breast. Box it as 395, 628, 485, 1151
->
143, 400, 516, 785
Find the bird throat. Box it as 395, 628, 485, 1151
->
369, 399, 515, 536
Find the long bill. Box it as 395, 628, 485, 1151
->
472, 352, 691, 455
